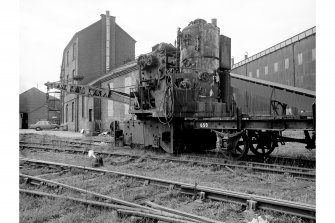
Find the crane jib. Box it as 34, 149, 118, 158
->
45, 82, 132, 104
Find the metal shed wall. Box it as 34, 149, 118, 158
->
231, 27, 316, 114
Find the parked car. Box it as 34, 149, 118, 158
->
30, 121, 60, 131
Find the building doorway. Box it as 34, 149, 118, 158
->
20, 113, 28, 129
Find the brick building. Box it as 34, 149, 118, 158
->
89, 61, 138, 131
19, 87, 61, 129
60, 11, 136, 131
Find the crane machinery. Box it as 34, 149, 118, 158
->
46, 18, 315, 160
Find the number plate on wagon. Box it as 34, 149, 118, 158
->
199, 122, 209, 128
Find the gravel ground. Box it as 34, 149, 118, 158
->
20, 129, 84, 138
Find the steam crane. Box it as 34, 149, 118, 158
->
46, 18, 315, 160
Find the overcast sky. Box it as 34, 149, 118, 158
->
19, 0, 315, 93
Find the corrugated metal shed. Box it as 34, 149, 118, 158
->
231, 27, 316, 114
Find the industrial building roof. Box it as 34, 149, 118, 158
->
232, 27, 316, 69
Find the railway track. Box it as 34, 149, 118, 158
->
19, 157, 316, 220
20, 174, 218, 223
20, 141, 316, 180
20, 134, 316, 168
19, 134, 113, 145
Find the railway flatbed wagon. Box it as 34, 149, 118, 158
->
120, 108, 315, 160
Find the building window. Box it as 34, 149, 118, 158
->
312, 48, 316, 61
274, 62, 278, 72
256, 69, 259, 78
65, 104, 68, 122
125, 77, 132, 94
71, 102, 74, 122
82, 96, 84, 118
72, 69, 75, 83
89, 109, 93, 122
285, 58, 289, 69
66, 51, 69, 66
124, 77, 132, 115
125, 104, 129, 115
248, 72, 252, 77
298, 53, 303, 65
265, 66, 268, 76
108, 83, 114, 117
73, 43, 76, 60
67, 74, 69, 82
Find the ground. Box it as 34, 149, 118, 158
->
19, 129, 315, 222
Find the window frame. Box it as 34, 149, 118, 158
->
89, 109, 93, 122
65, 104, 68, 122
312, 48, 316, 61
108, 83, 114, 117
71, 102, 74, 122
66, 51, 69, 66
285, 58, 289, 69
274, 62, 278, 73
72, 69, 75, 83
298, 53, 303, 65
82, 96, 84, 118
72, 43, 76, 60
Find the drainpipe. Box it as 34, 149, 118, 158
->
76, 95, 79, 132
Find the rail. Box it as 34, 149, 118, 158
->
19, 142, 315, 179
20, 158, 316, 220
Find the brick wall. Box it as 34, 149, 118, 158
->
59, 13, 136, 132
20, 88, 46, 114
28, 106, 48, 127
20, 87, 61, 127
115, 24, 136, 67
78, 20, 104, 85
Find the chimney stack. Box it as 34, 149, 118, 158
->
211, 18, 217, 27
244, 52, 248, 60
105, 10, 111, 72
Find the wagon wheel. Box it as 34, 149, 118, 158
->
249, 131, 277, 157
221, 133, 249, 161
